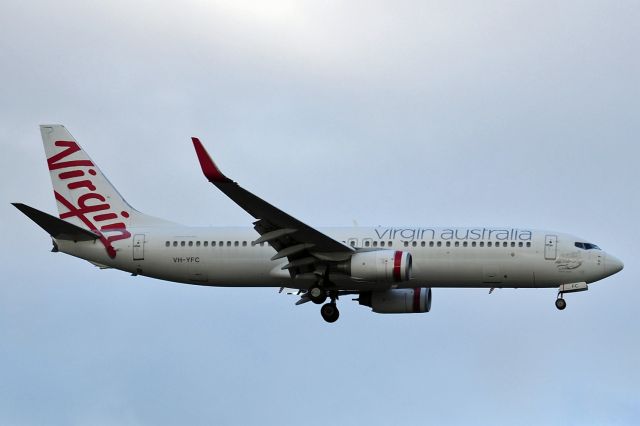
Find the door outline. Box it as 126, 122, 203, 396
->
544, 234, 558, 260
133, 234, 145, 261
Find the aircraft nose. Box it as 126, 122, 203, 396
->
605, 254, 624, 276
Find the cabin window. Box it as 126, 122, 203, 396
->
526, 242, 531, 247
518, 242, 523, 247
454, 241, 459, 247
480, 242, 484, 247
463, 241, 468, 247
180, 241, 185, 247
472, 241, 476, 247
373, 241, 378, 247
234, 241, 239, 247
219, 241, 224, 246
187, 241, 193, 247
437, 241, 442, 247
365, 241, 370, 247
204, 241, 208, 247
227, 241, 231, 247
350, 241, 356, 247
412, 241, 417, 247
211, 241, 216, 247
380, 241, 385, 247
421, 241, 426, 247
446, 241, 451, 247
173, 241, 178, 247
195, 241, 200, 247
488, 242, 492, 247
404, 241, 409, 247
388, 241, 392, 247
429, 241, 434, 247
242, 241, 247, 247
165, 241, 170, 247
511, 242, 516, 247
502, 242, 507, 247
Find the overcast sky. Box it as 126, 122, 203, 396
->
1, 1, 639, 425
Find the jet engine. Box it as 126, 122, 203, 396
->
358, 288, 432, 313
339, 250, 412, 282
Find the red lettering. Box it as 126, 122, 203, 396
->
47, 141, 94, 171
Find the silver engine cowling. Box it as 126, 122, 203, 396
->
344, 250, 412, 282
359, 288, 432, 313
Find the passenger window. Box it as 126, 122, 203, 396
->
242, 241, 247, 247
502, 242, 507, 247
404, 241, 409, 247
388, 241, 393, 247
381, 241, 386, 247
350, 241, 356, 247
518, 242, 523, 247
488, 242, 492, 247
511, 242, 515, 247
372, 241, 378, 247
365, 241, 370, 247
429, 241, 434, 247
421, 241, 426, 247
463, 241, 468, 247
181, 241, 186, 247
446, 241, 451, 247
234, 241, 239, 247
219, 241, 224, 247
526, 242, 531, 247
480, 242, 484, 247
204, 241, 208, 247
472, 241, 476, 247
188, 241, 193, 247
227, 241, 231, 247
165, 241, 170, 247
412, 241, 417, 247
437, 241, 442, 247
212, 241, 216, 247
454, 241, 459, 247
173, 241, 178, 247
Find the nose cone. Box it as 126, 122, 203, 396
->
605, 254, 624, 277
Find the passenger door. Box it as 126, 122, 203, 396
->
544, 235, 557, 260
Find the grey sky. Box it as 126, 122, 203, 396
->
1, 1, 638, 424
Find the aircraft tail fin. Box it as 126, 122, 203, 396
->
40, 125, 173, 233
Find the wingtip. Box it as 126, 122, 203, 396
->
191, 137, 232, 183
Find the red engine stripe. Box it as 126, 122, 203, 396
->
413, 287, 421, 312
393, 251, 403, 282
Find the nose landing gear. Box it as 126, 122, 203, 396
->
555, 295, 567, 310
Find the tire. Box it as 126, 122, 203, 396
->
308, 286, 327, 305
320, 303, 340, 323
555, 298, 567, 310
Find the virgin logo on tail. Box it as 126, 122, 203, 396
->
48, 140, 131, 258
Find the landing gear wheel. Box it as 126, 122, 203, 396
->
555, 298, 567, 310
320, 303, 340, 323
308, 286, 327, 305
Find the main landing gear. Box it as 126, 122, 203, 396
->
308, 281, 340, 323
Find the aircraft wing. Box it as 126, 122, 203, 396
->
192, 138, 354, 277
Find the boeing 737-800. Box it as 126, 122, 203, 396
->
13, 125, 624, 322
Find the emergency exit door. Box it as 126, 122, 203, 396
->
133, 234, 145, 260
544, 235, 557, 260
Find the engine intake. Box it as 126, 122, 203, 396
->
359, 288, 432, 313
342, 250, 412, 282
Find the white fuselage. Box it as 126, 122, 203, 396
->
56, 226, 616, 291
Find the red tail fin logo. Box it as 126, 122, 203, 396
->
48, 140, 131, 258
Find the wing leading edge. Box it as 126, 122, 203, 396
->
191, 138, 354, 278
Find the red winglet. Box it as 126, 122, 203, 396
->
191, 137, 232, 183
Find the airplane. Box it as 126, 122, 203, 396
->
13, 125, 624, 323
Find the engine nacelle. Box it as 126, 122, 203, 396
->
347, 250, 412, 282
359, 288, 432, 313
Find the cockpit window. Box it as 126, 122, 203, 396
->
575, 242, 601, 250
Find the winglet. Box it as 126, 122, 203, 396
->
191, 137, 232, 183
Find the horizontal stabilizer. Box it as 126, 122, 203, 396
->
12, 203, 100, 241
